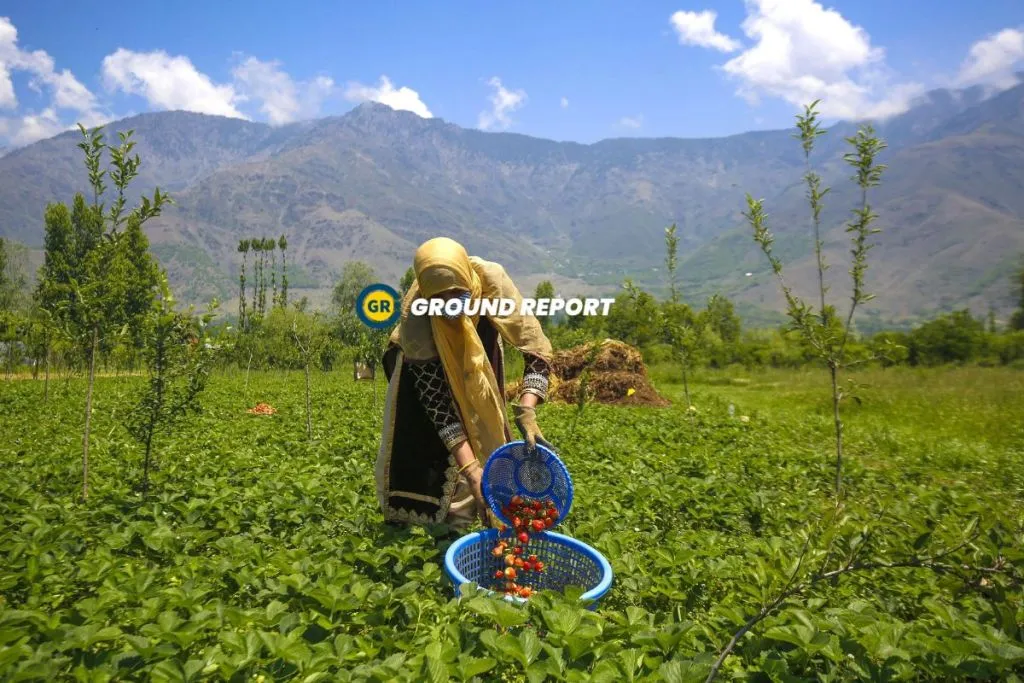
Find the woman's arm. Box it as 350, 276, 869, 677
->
518, 353, 551, 404
407, 359, 471, 457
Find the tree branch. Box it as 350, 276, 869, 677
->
705, 530, 1005, 682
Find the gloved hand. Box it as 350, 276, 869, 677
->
513, 403, 555, 454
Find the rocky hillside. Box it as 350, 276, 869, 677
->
1, 79, 1022, 326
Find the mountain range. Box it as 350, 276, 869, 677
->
1, 77, 1023, 329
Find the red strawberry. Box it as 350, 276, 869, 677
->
512, 516, 523, 529
544, 518, 554, 528
528, 554, 538, 563
532, 500, 542, 511
513, 546, 523, 556
494, 570, 504, 579
517, 531, 529, 544
531, 519, 545, 532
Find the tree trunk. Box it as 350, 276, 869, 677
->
244, 350, 253, 396
682, 364, 692, 408
304, 361, 312, 439
142, 433, 153, 499
830, 363, 843, 497
82, 326, 98, 500
43, 346, 50, 401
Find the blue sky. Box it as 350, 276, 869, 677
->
1, 0, 1022, 148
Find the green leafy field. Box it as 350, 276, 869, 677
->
1, 368, 1022, 681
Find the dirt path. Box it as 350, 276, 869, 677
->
2, 371, 144, 382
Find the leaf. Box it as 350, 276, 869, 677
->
424, 650, 448, 683
518, 629, 542, 667
588, 659, 620, 682
148, 659, 186, 683
456, 655, 496, 679
543, 605, 583, 637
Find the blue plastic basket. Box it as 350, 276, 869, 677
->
482, 440, 573, 528
444, 527, 613, 609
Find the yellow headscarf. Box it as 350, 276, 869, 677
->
411, 237, 510, 467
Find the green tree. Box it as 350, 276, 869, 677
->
663, 303, 704, 410
269, 238, 278, 309
354, 324, 391, 407
289, 309, 332, 438
126, 275, 219, 498
0, 238, 29, 312
333, 261, 377, 312
399, 267, 415, 299
35, 124, 169, 500
607, 279, 663, 349
661, 223, 703, 407
250, 239, 262, 322
0, 237, 30, 378
907, 310, 986, 365
1010, 257, 1024, 331
24, 304, 59, 399
743, 101, 886, 498
535, 280, 556, 331
332, 261, 377, 345
237, 240, 250, 329
868, 330, 909, 367
702, 294, 741, 346
0, 238, 6, 297
665, 224, 680, 305
278, 234, 289, 309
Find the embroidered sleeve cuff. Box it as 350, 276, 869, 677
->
519, 372, 549, 401
439, 422, 468, 450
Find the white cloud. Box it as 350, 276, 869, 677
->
103, 49, 342, 125
9, 107, 63, 146
344, 75, 432, 118
670, 10, 741, 52
0, 16, 108, 145
619, 114, 644, 129
674, 1, 924, 120
102, 48, 247, 119
232, 56, 335, 124
956, 27, 1024, 91
478, 77, 526, 131
2, 16, 343, 147
560, 96, 569, 108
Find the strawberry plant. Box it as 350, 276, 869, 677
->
0, 370, 1021, 681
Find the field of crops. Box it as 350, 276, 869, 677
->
1, 367, 1023, 681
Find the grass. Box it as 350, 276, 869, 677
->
650, 363, 1024, 490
